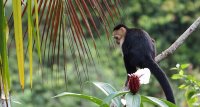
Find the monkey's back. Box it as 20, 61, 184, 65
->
122, 28, 155, 69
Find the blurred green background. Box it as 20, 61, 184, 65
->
6, 0, 200, 107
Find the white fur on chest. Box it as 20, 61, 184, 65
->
119, 37, 125, 56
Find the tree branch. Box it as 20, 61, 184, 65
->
155, 17, 200, 62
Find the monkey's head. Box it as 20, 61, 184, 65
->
113, 24, 127, 45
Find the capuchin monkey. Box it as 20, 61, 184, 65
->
113, 24, 175, 104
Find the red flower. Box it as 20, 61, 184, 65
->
121, 68, 151, 106
128, 74, 140, 94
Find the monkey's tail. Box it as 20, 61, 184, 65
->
145, 58, 175, 104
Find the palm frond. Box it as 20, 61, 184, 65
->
4, 0, 123, 89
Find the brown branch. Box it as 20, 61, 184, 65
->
155, 17, 200, 62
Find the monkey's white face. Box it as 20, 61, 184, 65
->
113, 34, 122, 45
113, 27, 126, 47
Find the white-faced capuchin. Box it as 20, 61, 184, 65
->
113, 24, 175, 104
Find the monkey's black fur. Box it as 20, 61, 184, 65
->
114, 24, 175, 104
113, 24, 128, 31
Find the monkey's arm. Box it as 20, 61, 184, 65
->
123, 56, 136, 86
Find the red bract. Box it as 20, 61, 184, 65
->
128, 74, 140, 94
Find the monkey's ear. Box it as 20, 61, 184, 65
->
120, 27, 127, 34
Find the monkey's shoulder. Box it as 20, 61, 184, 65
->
127, 29, 150, 38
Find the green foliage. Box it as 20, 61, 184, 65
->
124, 0, 200, 68
53, 92, 104, 106
93, 82, 122, 106
125, 93, 140, 107
54, 82, 177, 107
0, 0, 10, 95
171, 64, 200, 107
5, 0, 200, 106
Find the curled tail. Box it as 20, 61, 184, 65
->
144, 59, 175, 104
